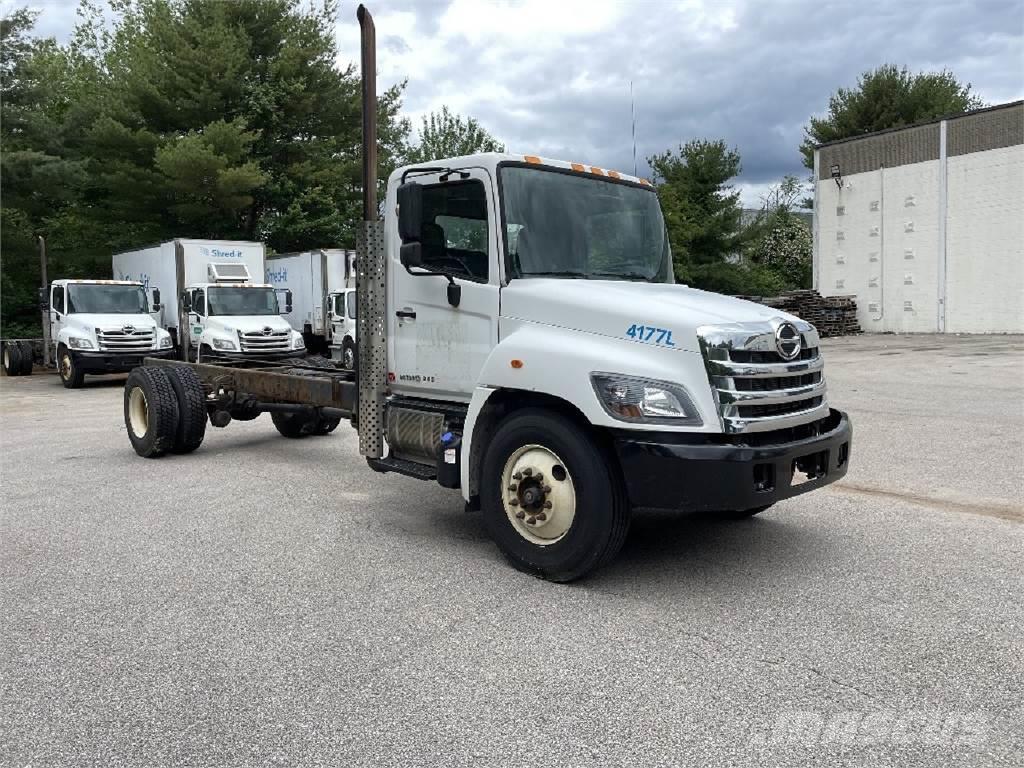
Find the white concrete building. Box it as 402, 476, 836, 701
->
813, 101, 1023, 334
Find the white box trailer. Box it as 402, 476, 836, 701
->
265, 249, 357, 363
113, 239, 304, 360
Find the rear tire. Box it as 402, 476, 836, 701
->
124, 366, 180, 458
271, 410, 318, 438
2, 341, 22, 376
480, 408, 630, 582
18, 341, 34, 375
57, 344, 84, 388
165, 366, 207, 454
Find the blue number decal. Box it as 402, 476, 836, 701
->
624, 325, 677, 347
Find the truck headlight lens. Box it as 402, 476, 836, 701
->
159, 336, 173, 349
212, 338, 236, 351
292, 334, 306, 350
591, 373, 702, 426
68, 337, 94, 349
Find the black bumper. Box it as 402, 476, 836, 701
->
614, 409, 852, 513
72, 348, 177, 373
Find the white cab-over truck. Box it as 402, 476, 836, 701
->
113, 239, 305, 362
265, 249, 358, 366
39, 278, 176, 387
119, 5, 852, 581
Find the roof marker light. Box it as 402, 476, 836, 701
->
607, 170, 621, 179
524, 155, 542, 164
570, 162, 585, 172
590, 166, 605, 175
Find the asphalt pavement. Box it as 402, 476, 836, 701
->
1, 334, 1022, 767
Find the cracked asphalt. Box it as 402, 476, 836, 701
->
1, 334, 1022, 766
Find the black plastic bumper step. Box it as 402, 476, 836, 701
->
367, 456, 436, 480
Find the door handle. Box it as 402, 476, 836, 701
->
396, 309, 417, 319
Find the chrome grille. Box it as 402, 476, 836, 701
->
238, 329, 290, 353
96, 327, 155, 352
698, 321, 829, 433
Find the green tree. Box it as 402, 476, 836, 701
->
1, 0, 412, 335
406, 105, 505, 164
743, 175, 813, 290
647, 139, 744, 282
800, 64, 984, 167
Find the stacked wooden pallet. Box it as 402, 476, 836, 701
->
736, 290, 861, 337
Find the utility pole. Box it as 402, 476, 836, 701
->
630, 80, 638, 177
38, 235, 50, 365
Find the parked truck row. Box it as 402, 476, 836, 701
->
116, 5, 853, 582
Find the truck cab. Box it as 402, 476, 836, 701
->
43, 279, 176, 388
181, 280, 304, 362
327, 288, 358, 368
365, 152, 852, 579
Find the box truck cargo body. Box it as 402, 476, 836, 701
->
113, 239, 304, 361
265, 249, 356, 363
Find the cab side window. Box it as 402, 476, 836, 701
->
192, 289, 206, 316
52, 286, 65, 315
418, 180, 489, 282
346, 291, 357, 320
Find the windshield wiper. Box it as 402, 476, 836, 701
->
518, 270, 589, 279
590, 271, 656, 282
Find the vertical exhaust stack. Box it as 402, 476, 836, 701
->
355, 4, 386, 459
358, 4, 377, 221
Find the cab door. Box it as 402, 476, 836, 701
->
49, 284, 65, 350
327, 292, 345, 342
188, 288, 206, 352
388, 168, 500, 401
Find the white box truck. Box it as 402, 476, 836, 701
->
113, 239, 306, 362
36, 278, 176, 387
265, 249, 358, 366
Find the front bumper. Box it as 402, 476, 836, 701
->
613, 409, 852, 513
72, 348, 177, 373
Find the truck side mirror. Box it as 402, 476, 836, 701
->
181, 290, 192, 312
400, 242, 423, 270
38, 287, 49, 310
285, 289, 293, 314
397, 182, 423, 242
152, 288, 161, 311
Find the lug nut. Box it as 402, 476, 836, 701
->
537, 512, 547, 522
543, 485, 551, 494
513, 472, 522, 480
508, 498, 519, 507
543, 501, 552, 509
526, 516, 537, 525
534, 472, 543, 481
508, 483, 518, 491
515, 511, 525, 519
522, 468, 533, 477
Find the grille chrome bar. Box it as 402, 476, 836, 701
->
96, 327, 155, 352
238, 329, 290, 353
698, 320, 829, 433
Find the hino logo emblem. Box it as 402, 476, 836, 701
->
775, 322, 802, 360
262, 326, 273, 335
121, 325, 135, 335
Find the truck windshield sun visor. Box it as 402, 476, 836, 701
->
500, 165, 672, 283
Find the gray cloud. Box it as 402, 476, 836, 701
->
19, 0, 1024, 204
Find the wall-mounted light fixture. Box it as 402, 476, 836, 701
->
830, 164, 842, 189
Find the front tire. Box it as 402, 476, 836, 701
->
124, 367, 181, 457
57, 344, 84, 388
342, 338, 356, 371
480, 408, 630, 582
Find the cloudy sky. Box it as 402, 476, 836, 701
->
12, 0, 1024, 204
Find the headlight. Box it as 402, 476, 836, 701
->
159, 336, 173, 349
292, 334, 306, 350
591, 373, 702, 425
68, 337, 94, 349
211, 337, 237, 351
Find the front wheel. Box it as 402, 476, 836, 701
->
342, 338, 356, 371
480, 408, 630, 582
57, 344, 84, 388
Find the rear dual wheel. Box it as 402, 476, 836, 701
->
2, 342, 22, 376
124, 365, 207, 457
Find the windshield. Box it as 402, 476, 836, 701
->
67, 284, 148, 314
500, 166, 672, 282
207, 287, 280, 316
